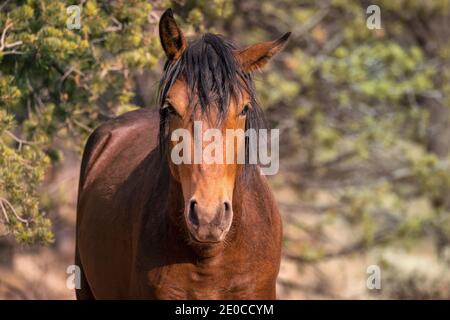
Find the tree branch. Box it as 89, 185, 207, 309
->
0, 20, 23, 55
5, 130, 34, 151
0, 198, 29, 225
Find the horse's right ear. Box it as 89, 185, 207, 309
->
159, 8, 187, 61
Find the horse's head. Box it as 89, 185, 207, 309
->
158, 9, 290, 245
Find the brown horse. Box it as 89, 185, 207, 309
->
75, 8, 290, 299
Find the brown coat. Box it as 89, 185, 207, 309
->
75, 108, 282, 299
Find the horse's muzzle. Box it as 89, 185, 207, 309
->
186, 199, 233, 243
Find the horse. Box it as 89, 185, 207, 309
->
75, 8, 290, 299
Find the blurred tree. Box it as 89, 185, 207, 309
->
219, 0, 450, 277
0, 0, 161, 243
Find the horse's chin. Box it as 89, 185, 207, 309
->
187, 235, 226, 257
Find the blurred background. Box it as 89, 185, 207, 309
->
1, 0, 450, 299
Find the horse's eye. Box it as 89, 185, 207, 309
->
163, 102, 179, 117
239, 104, 250, 117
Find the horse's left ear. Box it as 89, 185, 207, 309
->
236, 32, 291, 73
159, 8, 187, 61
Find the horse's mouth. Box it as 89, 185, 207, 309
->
188, 233, 223, 245
184, 212, 230, 245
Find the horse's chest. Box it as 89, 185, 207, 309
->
147, 262, 263, 299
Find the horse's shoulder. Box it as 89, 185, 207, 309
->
78, 108, 159, 190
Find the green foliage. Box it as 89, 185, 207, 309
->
0, 109, 52, 243
0, 0, 155, 243
216, 0, 450, 263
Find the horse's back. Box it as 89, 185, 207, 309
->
76, 107, 160, 299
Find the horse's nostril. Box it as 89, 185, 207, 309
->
188, 200, 199, 227
224, 201, 231, 213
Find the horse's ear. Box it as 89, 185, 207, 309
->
236, 32, 291, 73
159, 8, 187, 61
